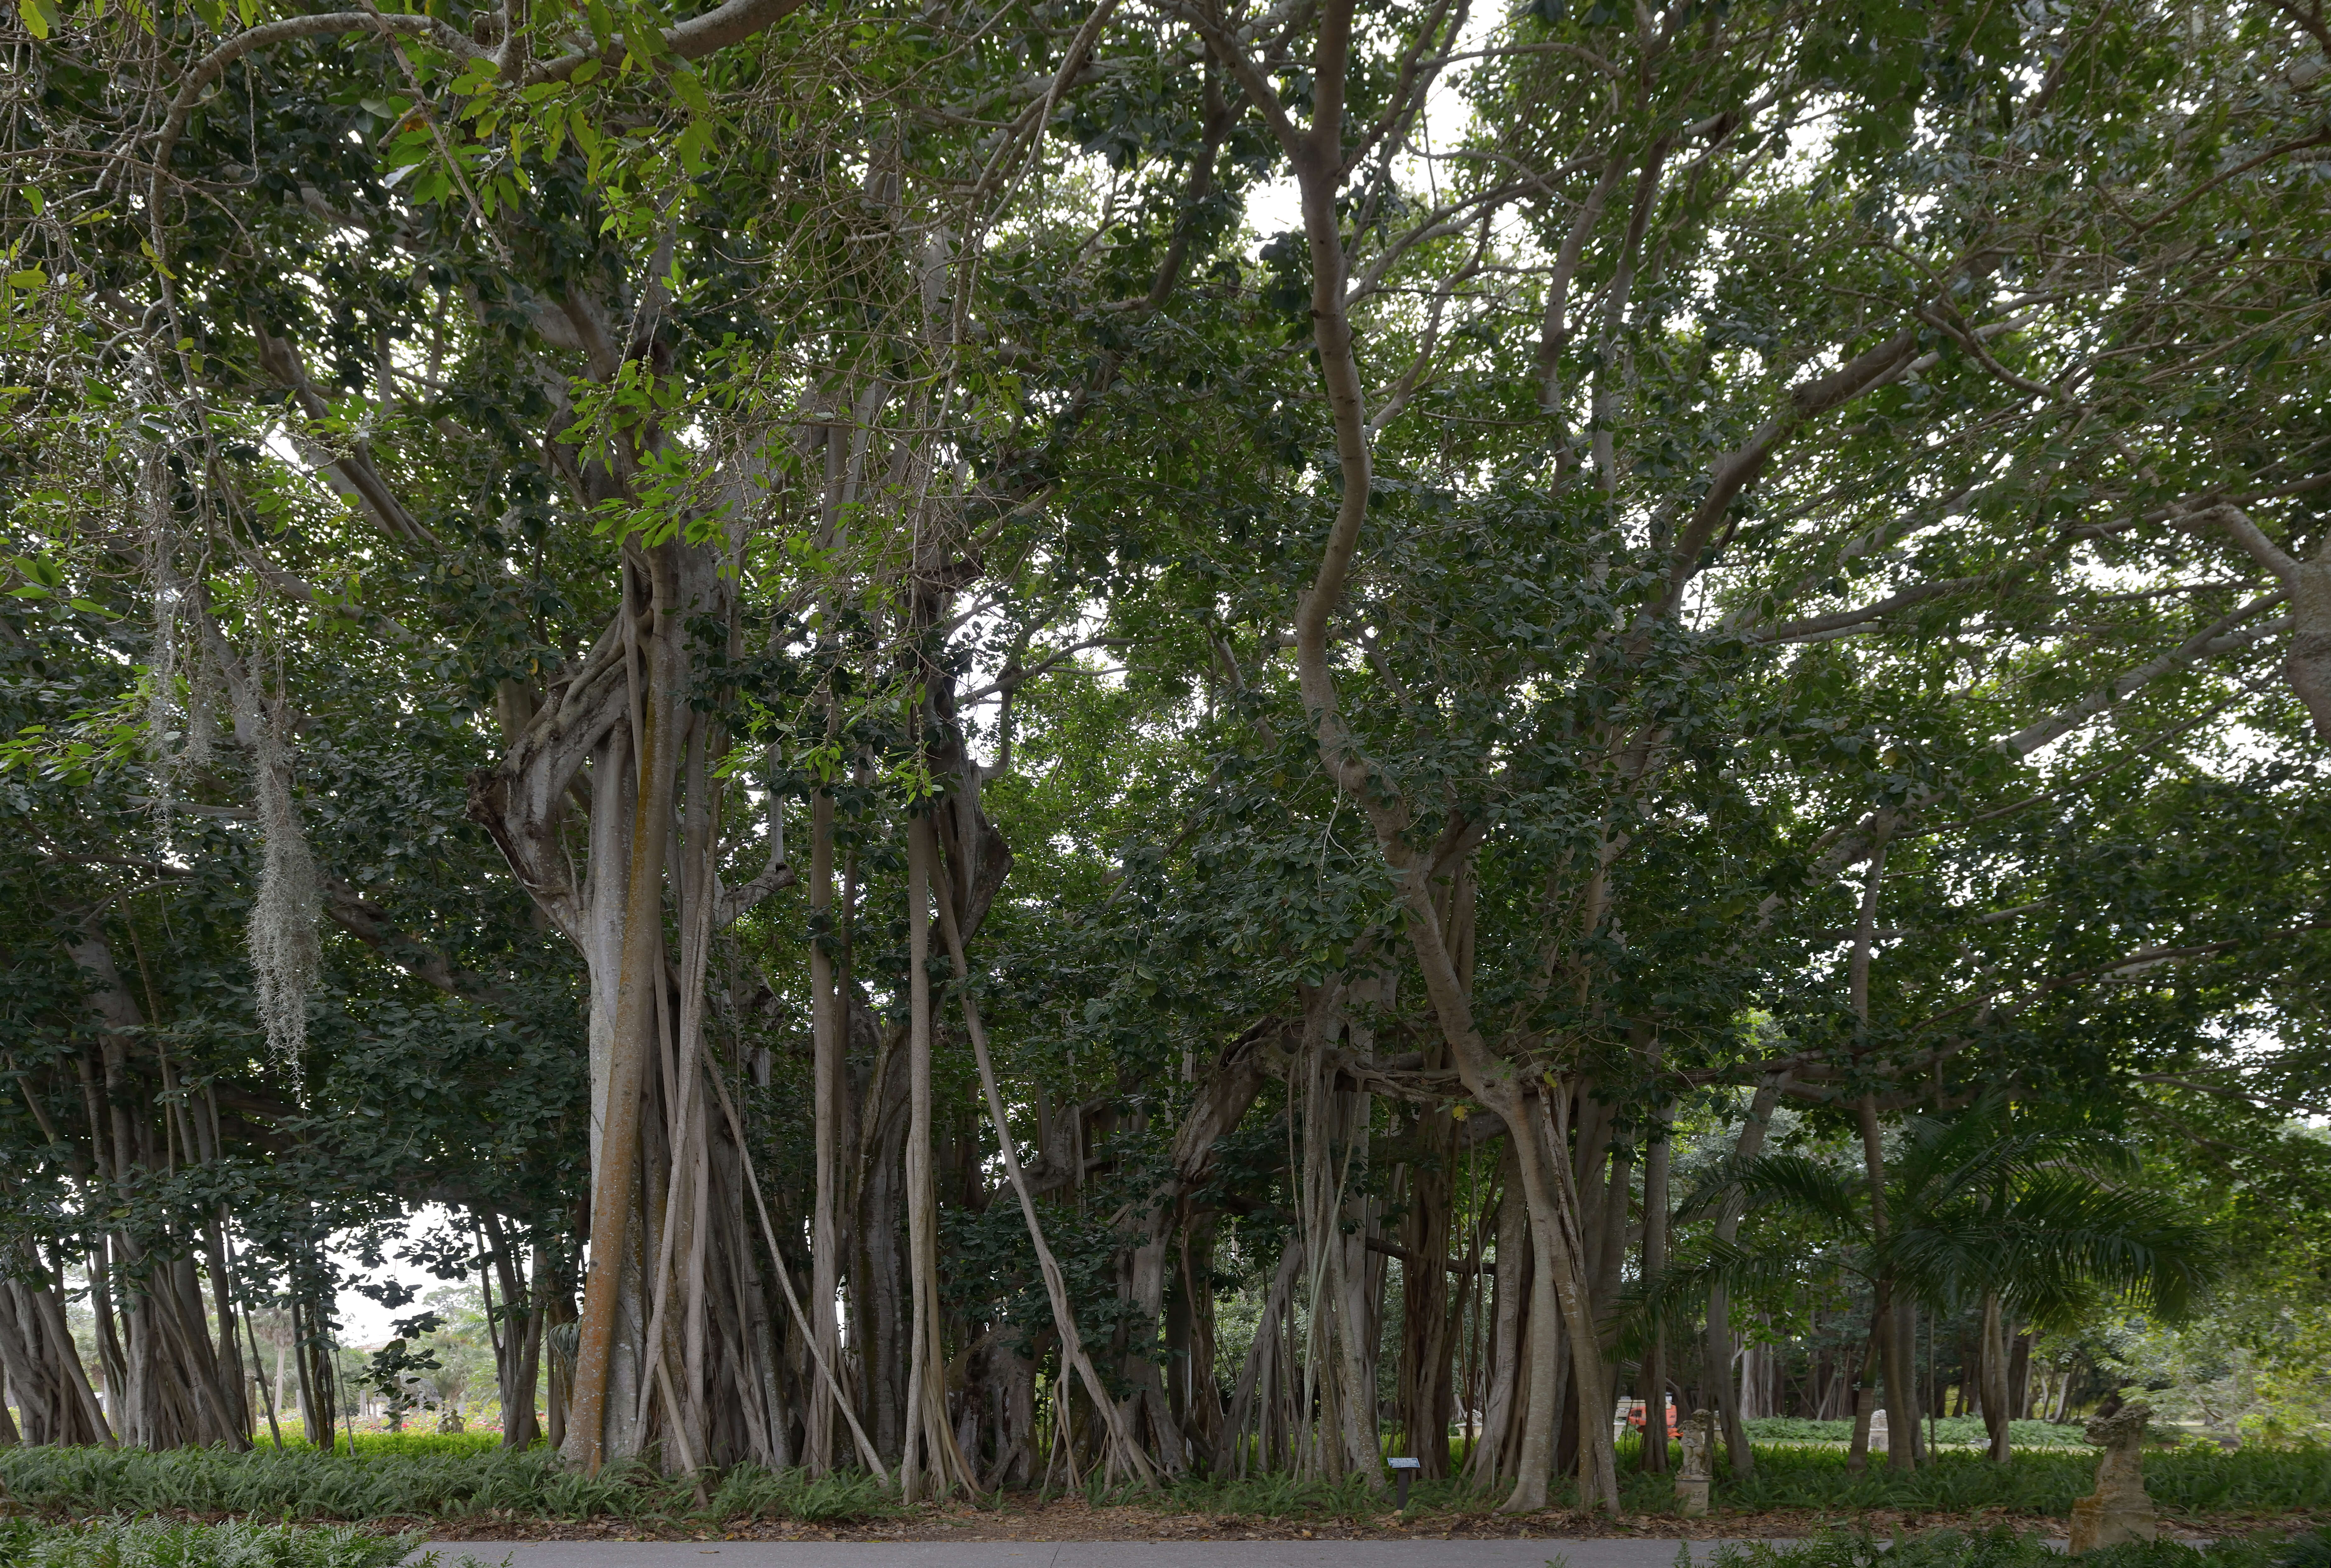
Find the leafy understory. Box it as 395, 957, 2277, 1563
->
0, 1518, 449, 1568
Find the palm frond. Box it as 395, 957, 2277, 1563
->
1674, 1151, 1868, 1234
1608, 1233, 1856, 1356
1988, 1173, 2220, 1325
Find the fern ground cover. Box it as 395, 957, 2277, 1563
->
0, 1440, 893, 1525
1701, 1528, 2327, 1568
4, 1436, 2326, 1531
0, 1517, 467, 1568
1134, 1442, 2331, 1523
1670, 1440, 2331, 1518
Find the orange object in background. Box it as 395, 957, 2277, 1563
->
1620, 1397, 1679, 1439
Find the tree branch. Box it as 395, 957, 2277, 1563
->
2133, 1074, 2331, 1119
1747, 575, 1991, 644
526, 0, 814, 83
322, 881, 531, 1015
2001, 590, 2288, 757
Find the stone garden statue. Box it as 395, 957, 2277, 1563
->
1676, 1408, 1716, 1517
2069, 1402, 2159, 1552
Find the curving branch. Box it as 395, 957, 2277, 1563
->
1748, 575, 1991, 645
322, 880, 531, 1015
252, 324, 436, 550
2000, 590, 2288, 757
467, 617, 633, 939
528, 0, 815, 83
156, 14, 485, 183
715, 838, 796, 927
2173, 501, 2331, 739
1659, 323, 1927, 618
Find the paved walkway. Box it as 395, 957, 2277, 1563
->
416, 1541, 1755, 1568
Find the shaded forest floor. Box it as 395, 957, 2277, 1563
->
7, 1515, 2327, 1568
392, 1495, 2328, 1544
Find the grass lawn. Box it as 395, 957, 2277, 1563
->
1741, 1419, 2093, 1448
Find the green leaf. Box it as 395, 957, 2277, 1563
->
669, 61, 712, 117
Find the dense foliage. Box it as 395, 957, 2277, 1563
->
0, 0, 2325, 1510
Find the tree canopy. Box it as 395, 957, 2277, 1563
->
0, 0, 2326, 1501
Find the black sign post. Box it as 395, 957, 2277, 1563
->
1388, 1455, 1421, 1512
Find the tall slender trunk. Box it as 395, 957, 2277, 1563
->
1467, 1144, 1527, 1487
1707, 1075, 1786, 1478
931, 846, 1155, 1487
853, 1012, 908, 1465
901, 817, 973, 1498
1638, 1108, 1670, 1474
1846, 1288, 1883, 1472
1856, 1095, 1914, 1471
1397, 1099, 1455, 1476
1848, 830, 1912, 1470
806, 735, 842, 1475
483, 1213, 544, 1449
1179, 1220, 1225, 1472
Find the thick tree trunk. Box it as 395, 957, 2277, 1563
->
480, 537, 783, 1473
855, 1026, 910, 1467
0, 1266, 110, 1446
1466, 1144, 1527, 1487
568, 551, 683, 1474
1119, 1031, 1268, 1471
1179, 1221, 1226, 1471
1380, 865, 1613, 1511
1227, 1244, 1301, 1475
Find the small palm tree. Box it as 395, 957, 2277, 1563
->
1879, 1113, 2214, 1460
1645, 1100, 2216, 1465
